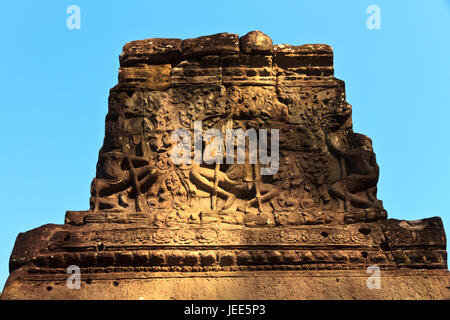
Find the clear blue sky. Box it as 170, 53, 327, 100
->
1, 0, 449, 290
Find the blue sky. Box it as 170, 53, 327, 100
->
0, 0, 449, 290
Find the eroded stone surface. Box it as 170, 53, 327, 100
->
120, 38, 182, 66
240, 30, 274, 55
90, 32, 385, 222
2, 31, 448, 300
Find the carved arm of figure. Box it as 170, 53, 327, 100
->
127, 155, 150, 165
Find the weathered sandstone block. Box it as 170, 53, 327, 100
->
2, 31, 448, 300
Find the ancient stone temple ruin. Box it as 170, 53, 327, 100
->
2, 31, 448, 299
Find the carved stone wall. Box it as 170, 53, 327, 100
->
1, 31, 448, 300
90, 31, 386, 226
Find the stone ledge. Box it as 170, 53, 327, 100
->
7, 218, 448, 277
2, 268, 448, 300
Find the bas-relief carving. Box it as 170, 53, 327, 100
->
3, 33, 447, 295
88, 32, 386, 226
